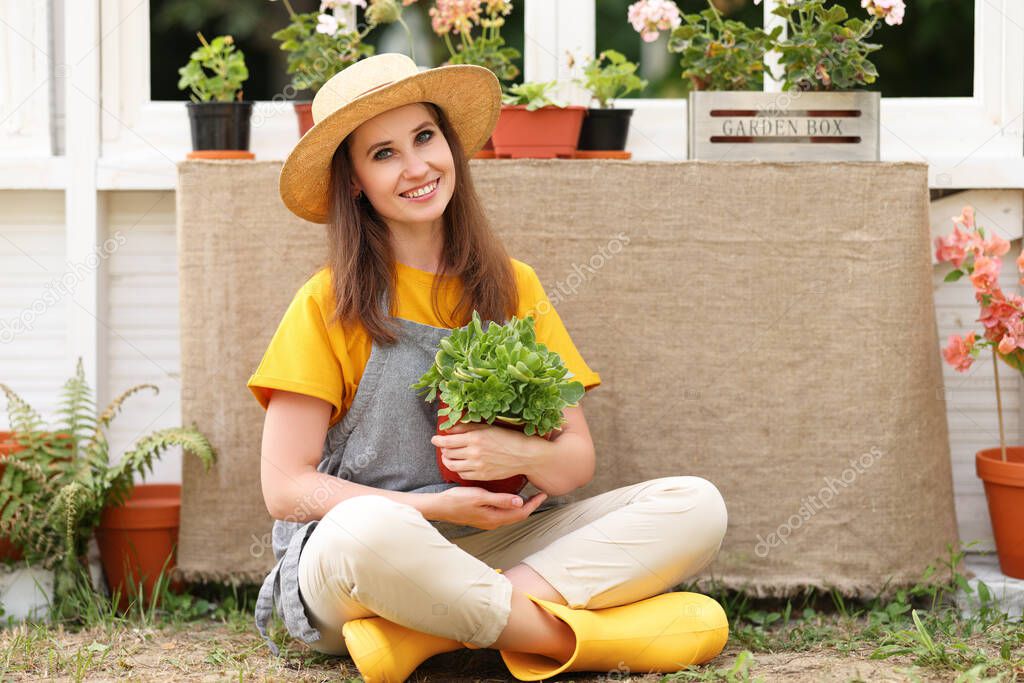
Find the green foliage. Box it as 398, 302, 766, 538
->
270, 8, 375, 94
0, 358, 217, 615
667, 2, 778, 94
771, 0, 886, 91
574, 49, 648, 109
500, 81, 566, 111
411, 311, 585, 437
445, 34, 520, 86
437, 0, 520, 88
176, 32, 249, 103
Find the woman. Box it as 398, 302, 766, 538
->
248, 53, 730, 682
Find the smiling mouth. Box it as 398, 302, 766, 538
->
399, 178, 440, 199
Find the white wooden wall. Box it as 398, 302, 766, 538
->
2, 0, 1024, 554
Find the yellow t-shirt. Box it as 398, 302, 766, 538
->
247, 258, 601, 428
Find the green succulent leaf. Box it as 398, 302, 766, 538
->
411, 310, 586, 437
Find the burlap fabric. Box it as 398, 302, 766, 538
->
175, 158, 959, 598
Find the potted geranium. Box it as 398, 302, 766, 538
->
0, 359, 217, 616
629, 0, 903, 161
490, 81, 587, 159
270, 0, 411, 136
177, 32, 253, 160
569, 49, 648, 158
411, 311, 585, 494
936, 205, 1024, 580
424, 0, 520, 157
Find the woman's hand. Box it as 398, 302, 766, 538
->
431, 421, 537, 481
435, 486, 548, 530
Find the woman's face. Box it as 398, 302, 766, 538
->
347, 102, 455, 227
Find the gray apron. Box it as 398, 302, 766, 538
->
253, 314, 565, 655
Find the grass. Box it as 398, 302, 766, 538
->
0, 542, 1021, 682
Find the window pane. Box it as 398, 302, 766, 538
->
150, 0, 525, 101
595, 0, 972, 99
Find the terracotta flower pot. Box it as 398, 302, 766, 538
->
490, 104, 587, 159
0, 431, 25, 563
976, 447, 1024, 579
435, 399, 556, 495
294, 101, 314, 137
96, 483, 185, 611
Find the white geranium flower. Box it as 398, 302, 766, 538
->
316, 13, 340, 34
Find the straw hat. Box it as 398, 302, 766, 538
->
279, 52, 502, 224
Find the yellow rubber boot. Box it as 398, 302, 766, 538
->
499, 591, 729, 681
340, 568, 503, 682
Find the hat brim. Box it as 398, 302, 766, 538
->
279, 64, 501, 224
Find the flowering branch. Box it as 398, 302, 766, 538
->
936, 205, 1023, 462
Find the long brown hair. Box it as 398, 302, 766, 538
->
323, 101, 517, 345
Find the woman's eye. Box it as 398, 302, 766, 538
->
373, 130, 434, 161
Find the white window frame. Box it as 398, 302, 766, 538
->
0, 0, 1022, 191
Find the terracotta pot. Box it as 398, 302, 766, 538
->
294, 101, 314, 137
473, 136, 496, 159
0, 431, 25, 562
490, 104, 587, 159
185, 150, 255, 160
436, 399, 557, 495
976, 447, 1024, 579
96, 483, 185, 612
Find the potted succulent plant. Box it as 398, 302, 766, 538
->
425, 0, 521, 157
270, 0, 412, 136
177, 32, 254, 160
0, 359, 217, 616
936, 206, 1024, 579
411, 311, 585, 495
569, 49, 648, 158
490, 81, 587, 159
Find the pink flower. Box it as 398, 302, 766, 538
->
998, 318, 1024, 355
970, 255, 1001, 294
861, 0, 905, 26
429, 0, 482, 35
627, 0, 681, 43
934, 223, 973, 268
953, 205, 976, 230
943, 332, 977, 372
983, 233, 1010, 258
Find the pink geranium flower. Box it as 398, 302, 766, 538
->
943, 332, 977, 373
861, 0, 906, 26
627, 0, 681, 43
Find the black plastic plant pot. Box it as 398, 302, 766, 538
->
577, 107, 633, 151
185, 101, 254, 151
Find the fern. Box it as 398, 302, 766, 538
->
0, 357, 218, 611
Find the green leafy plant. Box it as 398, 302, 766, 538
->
269, 0, 407, 94
0, 359, 217, 615
571, 49, 648, 109
428, 0, 521, 88
411, 311, 585, 437
769, 0, 904, 92
176, 32, 249, 103
500, 81, 566, 111
666, 2, 779, 94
